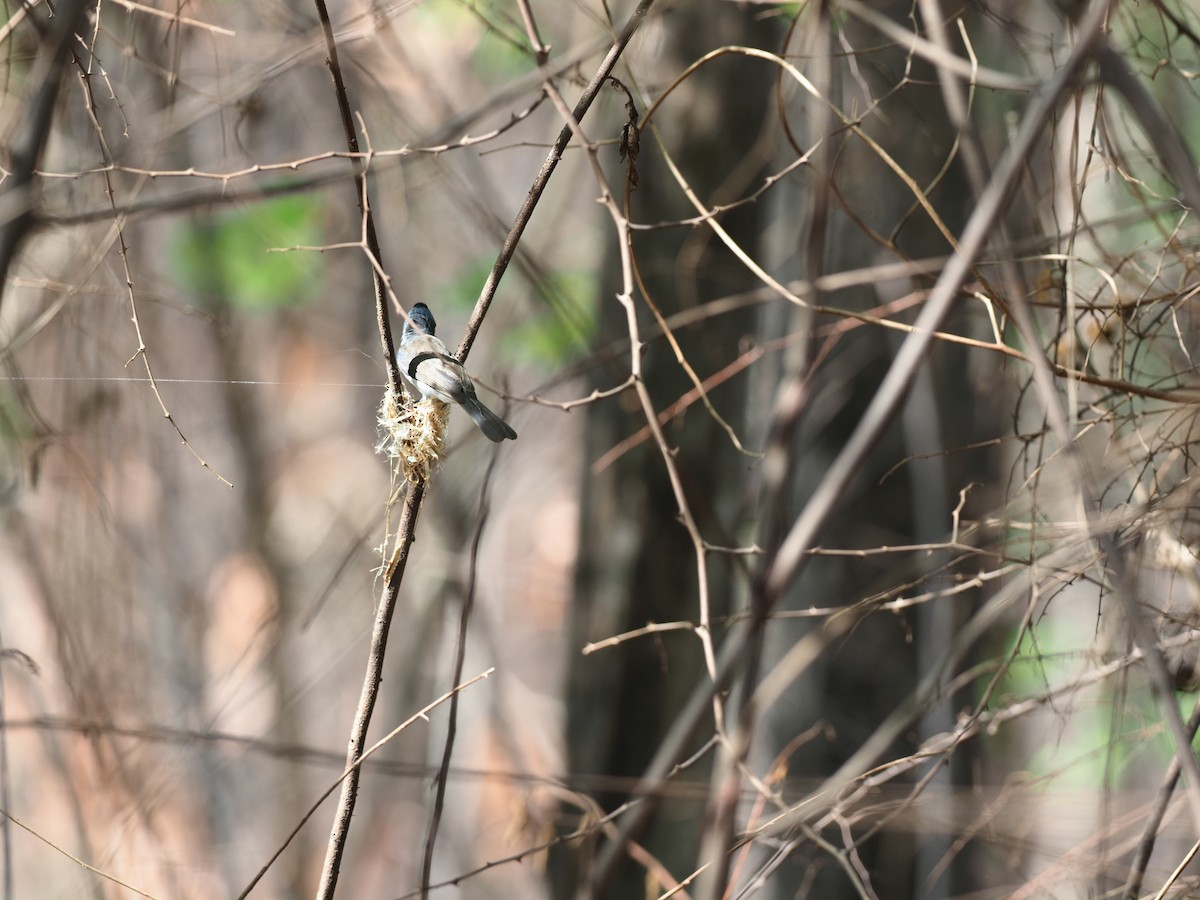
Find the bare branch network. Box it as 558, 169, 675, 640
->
0, 1, 1198, 899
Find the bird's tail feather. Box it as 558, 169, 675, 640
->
464, 398, 517, 442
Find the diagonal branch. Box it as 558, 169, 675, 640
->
457, 0, 659, 362
315, 482, 425, 900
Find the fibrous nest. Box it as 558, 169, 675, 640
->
376, 387, 449, 483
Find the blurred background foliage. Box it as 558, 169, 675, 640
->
172, 196, 328, 311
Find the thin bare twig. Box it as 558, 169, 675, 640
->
237, 666, 493, 899
0, 810, 158, 900
104, 0, 235, 36
309, 0, 400, 396
418, 449, 501, 897
64, 10, 233, 486
838, 0, 1035, 91
1150, 836, 1200, 900
1122, 696, 1200, 898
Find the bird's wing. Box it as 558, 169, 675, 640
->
409, 352, 473, 402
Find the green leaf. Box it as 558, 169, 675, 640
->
472, 27, 535, 81
500, 270, 596, 369
410, 1, 534, 81
438, 257, 494, 314
433, 259, 596, 369
171, 195, 325, 312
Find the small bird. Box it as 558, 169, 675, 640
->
397, 303, 517, 442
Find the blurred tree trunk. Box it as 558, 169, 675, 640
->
551, 5, 780, 895
746, 5, 1009, 896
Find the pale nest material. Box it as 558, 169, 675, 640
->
376, 387, 449, 482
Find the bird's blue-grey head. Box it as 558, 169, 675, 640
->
406, 303, 436, 336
